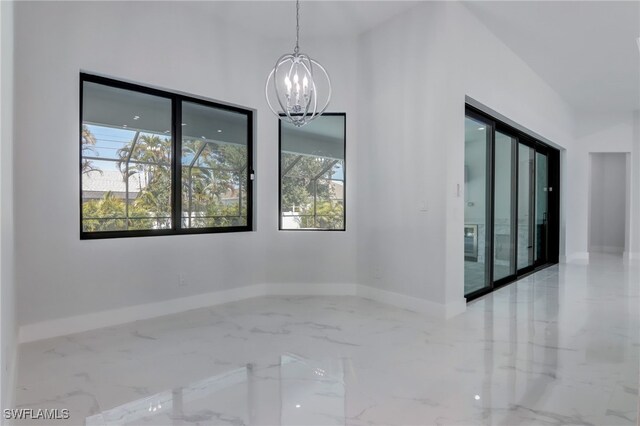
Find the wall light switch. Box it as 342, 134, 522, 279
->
419, 201, 428, 211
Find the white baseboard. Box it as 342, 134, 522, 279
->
18, 283, 465, 343
356, 285, 466, 319
590, 246, 624, 254
264, 283, 357, 296
562, 252, 590, 263
19, 284, 266, 343
445, 298, 467, 318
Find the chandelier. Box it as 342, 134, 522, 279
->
265, 0, 331, 127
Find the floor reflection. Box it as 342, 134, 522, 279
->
85, 354, 345, 426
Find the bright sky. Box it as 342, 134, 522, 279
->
86, 124, 136, 171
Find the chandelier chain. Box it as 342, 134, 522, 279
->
294, 0, 300, 54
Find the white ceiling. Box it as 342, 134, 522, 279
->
200, 1, 420, 39
195, 1, 638, 114
463, 1, 640, 114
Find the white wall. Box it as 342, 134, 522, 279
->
13, 1, 359, 327
356, 1, 577, 312
356, 1, 456, 310
589, 153, 627, 253
632, 112, 640, 258
0, 0, 17, 416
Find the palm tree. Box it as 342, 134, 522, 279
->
117, 134, 171, 184
182, 140, 239, 225
117, 134, 172, 226
81, 125, 101, 175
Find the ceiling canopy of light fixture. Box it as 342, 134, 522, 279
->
265, 0, 332, 127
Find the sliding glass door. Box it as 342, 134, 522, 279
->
464, 106, 559, 300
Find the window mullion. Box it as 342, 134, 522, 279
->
172, 96, 182, 232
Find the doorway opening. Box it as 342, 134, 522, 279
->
589, 153, 630, 256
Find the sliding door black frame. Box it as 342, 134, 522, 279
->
515, 136, 538, 276
465, 104, 560, 302
492, 126, 519, 288
541, 145, 560, 265
464, 108, 494, 301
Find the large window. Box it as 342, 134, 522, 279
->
80, 74, 253, 239
279, 114, 346, 230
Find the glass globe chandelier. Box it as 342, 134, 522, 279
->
265, 0, 331, 127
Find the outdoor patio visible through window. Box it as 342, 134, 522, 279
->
181, 101, 249, 228
81, 82, 173, 233
80, 74, 253, 238
279, 114, 345, 230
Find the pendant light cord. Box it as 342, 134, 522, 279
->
294, 0, 300, 54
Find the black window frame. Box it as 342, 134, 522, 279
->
278, 112, 347, 232
464, 104, 560, 302
79, 73, 254, 240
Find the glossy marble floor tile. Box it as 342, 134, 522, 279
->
15, 254, 639, 425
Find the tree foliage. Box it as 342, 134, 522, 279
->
82, 192, 157, 232
81, 125, 100, 175
81, 126, 343, 232
280, 153, 344, 229
82, 128, 249, 232
116, 134, 172, 227
181, 140, 248, 227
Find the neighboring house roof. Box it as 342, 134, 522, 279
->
82, 170, 145, 194
330, 180, 344, 198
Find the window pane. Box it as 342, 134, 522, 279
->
81, 82, 172, 232
517, 143, 535, 269
493, 132, 515, 280
464, 117, 491, 295
280, 115, 345, 230
181, 101, 249, 228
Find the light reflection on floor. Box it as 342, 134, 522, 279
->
85, 354, 345, 426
